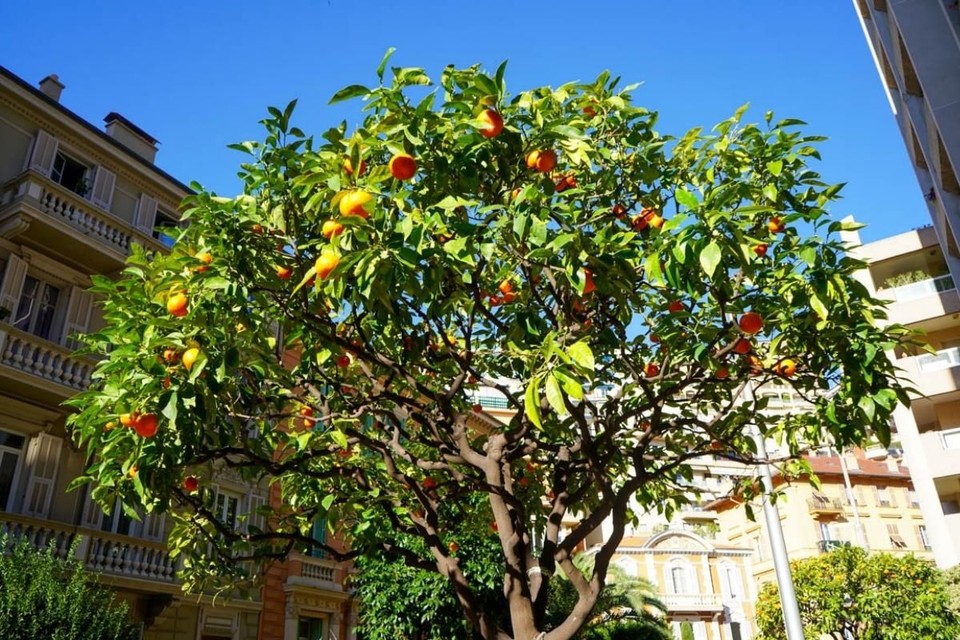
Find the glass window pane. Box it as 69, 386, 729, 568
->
0, 450, 19, 511
14, 276, 39, 331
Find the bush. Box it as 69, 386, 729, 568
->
0, 537, 139, 640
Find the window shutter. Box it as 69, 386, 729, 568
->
81, 487, 104, 529
89, 166, 116, 210
245, 493, 266, 533
21, 433, 61, 517
0, 254, 27, 317
134, 193, 158, 233
142, 513, 165, 541
27, 130, 59, 176
60, 286, 95, 349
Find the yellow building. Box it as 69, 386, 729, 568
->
0, 65, 354, 640
711, 449, 932, 586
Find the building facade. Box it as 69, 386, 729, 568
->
0, 65, 354, 640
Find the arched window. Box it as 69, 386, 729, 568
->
665, 558, 697, 594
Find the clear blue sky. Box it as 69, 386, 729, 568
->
0, 1, 925, 242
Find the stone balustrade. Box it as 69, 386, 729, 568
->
0, 326, 94, 393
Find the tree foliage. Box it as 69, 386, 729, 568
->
0, 538, 139, 640
67, 53, 909, 640
755, 546, 960, 640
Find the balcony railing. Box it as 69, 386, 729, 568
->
0, 171, 163, 257
817, 539, 851, 553
299, 555, 339, 584
882, 275, 955, 303
661, 593, 722, 610
917, 347, 960, 372
0, 512, 177, 584
0, 325, 95, 393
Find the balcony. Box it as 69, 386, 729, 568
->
660, 593, 723, 612
918, 428, 960, 479
287, 553, 348, 590
898, 350, 960, 399
808, 496, 845, 516
0, 171, 165, 273
0, 325, 95, 402
878, 275, 960, 327
0, 512, 178, 589
817, 539, 852, 553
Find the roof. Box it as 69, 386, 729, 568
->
0, 65, 192, 195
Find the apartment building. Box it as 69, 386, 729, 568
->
0, 65, 355, 640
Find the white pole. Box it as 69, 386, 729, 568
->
836, 445, 869, 549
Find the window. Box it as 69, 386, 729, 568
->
908, 490, 920, 508
887, 523, 907, 548
309, 517, 328, 559
0, 429, 25, 511
12, 275, 61, 341
153, 210, 181, 248
101, 499, 134, 536
720, 563, 742, 599
297, 617, 325, 640
51, 152, 89, 196
917, 525, 931, 550
668, 562, 695, 594
875, 486, 893, 507
941, 428, 960, 450
214, 491, 239, 529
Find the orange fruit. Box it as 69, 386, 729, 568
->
526, 149, 557, 173
322, 220, 345, 240
276, 265, 293, 280
162, 348, 178, 364
768, 217, 785, 233
339, 190, 373, 218
252, 224, 264, 235
448, 541, 460, 553
668, 300, 684, 314
134, 413, 159, 438
644, 363, 660, 378
733, 338, 752, 355
754, 243, 768, 257
583, 105, 597, 117
716, 366, 729, 380
315, 253, 340, 279
739, 312, 763, 335
498, 279, 513, 295
648, 213, 665, 229
478, 109, 504, 138
612, 203, 627, 219
104, 421, 117, 431
775, 358, 797, 377
119, 413, 137, 428
343, 157, 366, 176
128, 465, 138, 478
336, 354, 352, 368
167, 292, 188, 318
747, 355, 764, 376
423, 477, 438, 490
197, 251, 213, 265
582, 268, 596, 294
183, 476, 199, 492
182, 347, 200, 371
389, 153, 417, 181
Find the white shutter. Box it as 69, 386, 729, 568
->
245, 493, 266, 533
0, 254, 28, 317
89, 166, 116, 211
142, 513, 166, 541
134, 193, 158, 233
21, 433, 62, 517
27, 130, 59, 176
60, 286, 95, 348
81, 487, 104, 529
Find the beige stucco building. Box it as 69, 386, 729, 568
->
0, 65, 354, 640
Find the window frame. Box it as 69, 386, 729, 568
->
0, 428, 26, 512
12, 274, 62, 341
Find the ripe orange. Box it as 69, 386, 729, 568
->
336, 354, 352, 368
555, 174, 577, 192
583, 105, 597, 118
754, 243, 768, 257
119, 413, 137, 428
648, 213, 665, 229
423, 477, 438, 490
315, 253, 340, 279
182, 347, 200, 371
134, 413, 159, 438
167, 292, 188, 318
448, 541, 460, 553
668, 300, 684, 314
128, 465, 138, 478
162, 348, 178, 364
747, 355, 764, 376
768, 217, 785, 233
197, 251, 213, 265
716, 366, 729, 380
322, 219, 345, 240
339, 190, 373, 218
775, 358, 797, 377
478, 109, 504, 138
183, 476, 199, 492
644, 363, 660, 378
582, 268, 596, 294
650, 333, 661, 344
252, 223, 264, 235
526, 149, 557, 173
343, 157, 366, 176
276, 265, 293, 280
739, 312, 763, 335
389, 153, 417, 181
733, 338, 752, 355
498, 279, 514, 295
612, 203, 627, 219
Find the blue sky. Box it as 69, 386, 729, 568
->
0, 1, 926, 242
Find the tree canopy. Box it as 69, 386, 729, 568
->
756, 545, 960, 640
67, 54, 909, 640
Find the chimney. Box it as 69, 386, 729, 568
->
38, 74, 64, 102
103, 112, 159, 163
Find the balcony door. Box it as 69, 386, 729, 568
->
0, 429, 25, 512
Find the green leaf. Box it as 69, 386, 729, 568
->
554, 368, 584, 400
329, 84, 370, 105
376, 48, 396, 82
567, 341, 595, 374
762, 184, 778, 203
699, 241, 722, 278
675, 188, 699, 209
809, 293, 829, 321
858, 395, 876, 422
524, 378, 542, 429
766, 160, 783, 177
545, 373, 567, 416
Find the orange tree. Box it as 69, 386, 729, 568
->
67, 54, 909, 640
755, 546, 960, 639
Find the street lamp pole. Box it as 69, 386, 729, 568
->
750, 423, 806, 640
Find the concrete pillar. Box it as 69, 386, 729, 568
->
893, 404, 958, 567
